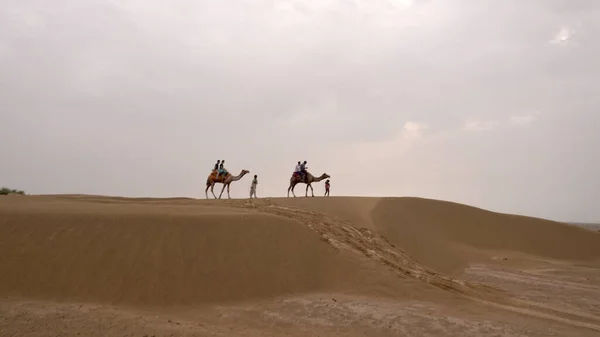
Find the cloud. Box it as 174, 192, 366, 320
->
463, 120, 498, 131
549, 26, 574, 45
402, 121, 429, 138
509, 112, 540, 126
343, 121, 429, 167
280, 97, 340, 128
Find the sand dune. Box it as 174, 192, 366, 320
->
1, 195, 600, 336
272, 196, 600, 273
372, 197, 600, 273
0, 196, 365, 306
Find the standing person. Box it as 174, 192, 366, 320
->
250, 174, 258, 198
324, 179, 330, 197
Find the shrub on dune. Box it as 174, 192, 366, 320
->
0, 187, 26, 195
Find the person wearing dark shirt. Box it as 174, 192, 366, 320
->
300, 161, 307, 181
216, 160, 226, 179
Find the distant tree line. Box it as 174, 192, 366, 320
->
0, 187, 26, 195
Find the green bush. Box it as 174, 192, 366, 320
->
0, 187, 26, 195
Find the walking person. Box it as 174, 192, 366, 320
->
324, 179, 330, 197
249, 174, 258, 198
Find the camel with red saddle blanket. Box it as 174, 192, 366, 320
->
205, 169, 250, 199
287, 171, 330, 197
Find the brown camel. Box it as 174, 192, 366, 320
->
205, 169, 250, 199
287, 171, 330, 197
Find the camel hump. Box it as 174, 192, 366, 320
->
209, 170, 230, 182
292, 171, 308, 182
210, 169, 228, 175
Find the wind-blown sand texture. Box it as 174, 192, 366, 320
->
1, 195, 600, 336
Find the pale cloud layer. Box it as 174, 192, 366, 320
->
463, 120, 499, 131
1, 0, 599, 222
510, 113, 540, 126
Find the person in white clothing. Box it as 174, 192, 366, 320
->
249, 175, 258, 198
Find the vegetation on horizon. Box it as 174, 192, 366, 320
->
0, 187, 26, 195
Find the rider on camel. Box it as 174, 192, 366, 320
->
300, 161, 307, 182
216, 160, 226, 180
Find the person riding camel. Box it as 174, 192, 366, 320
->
214, 160, 220, 171
216, 160, 226, 180
300, 161, 307, 182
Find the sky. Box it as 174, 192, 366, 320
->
1, 0, 599, 222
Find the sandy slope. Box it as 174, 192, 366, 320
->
372, 197, 600, 274
1, 195, 600, 336
0, 196, 369, 306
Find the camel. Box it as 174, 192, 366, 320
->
287, 171, 330, 197
205, 169, 250, 199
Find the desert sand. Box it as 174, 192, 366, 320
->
1, 195, 600, 336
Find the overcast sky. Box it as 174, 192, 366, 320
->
1, 0, 599, 222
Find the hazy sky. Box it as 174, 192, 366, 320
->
1, 0, 599, 222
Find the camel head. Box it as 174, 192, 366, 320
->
241, 169, 250, 175
321, 173, 330, 179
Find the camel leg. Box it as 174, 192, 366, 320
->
218, 183, 226, 199
205, 179, 214, 199
211, 183, 217, 199
227, 183, 231, 199
309, 183, 314, 197
305, 184, 309, 197
291, 183, 297, 197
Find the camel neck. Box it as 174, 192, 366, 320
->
231, 171, 246, 181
